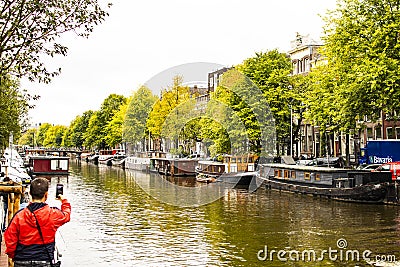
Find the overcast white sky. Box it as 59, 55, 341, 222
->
23, 0, 337, 126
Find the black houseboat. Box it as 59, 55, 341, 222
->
258, 163, 392, 203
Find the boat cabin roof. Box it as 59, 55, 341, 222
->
261, 163, 348, 173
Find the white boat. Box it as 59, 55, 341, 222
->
3, 166, 32, 184
3, 148, 25, 168
98, 154, 113, 166
2, 148, 31, 184
125, 152, 150, 171
111, 154, 126, 168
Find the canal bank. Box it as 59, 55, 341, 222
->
4, 160, 400, 266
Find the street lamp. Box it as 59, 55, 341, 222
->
326, 129, 330, 167
288, 85, 293, 157
290, 105, 293, 157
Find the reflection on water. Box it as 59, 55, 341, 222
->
43, 161, 400, 266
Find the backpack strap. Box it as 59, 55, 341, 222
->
27, 205, 54, 267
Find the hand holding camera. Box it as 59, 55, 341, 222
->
56, 184, 64, 200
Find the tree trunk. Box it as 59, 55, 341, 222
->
345, 133, 350, 167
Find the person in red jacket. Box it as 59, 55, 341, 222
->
4, 178, 71, 267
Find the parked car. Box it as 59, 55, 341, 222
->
356, 163, 381, 171
372, 161, 400, 180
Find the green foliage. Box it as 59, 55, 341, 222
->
83, 112, 101, 149
63, 110, 93, 148
236, 50, 293, 153
197, 117, 231, 156
43, 125, 68, 148
105, 103, 127, 148
211, 73, 257, 154
18, 128, 37, 147
0, 76, 31, 148
123, 86, 158, 144
35, 123, 52, 147
0, 0, 110, 83
312, 0, 400, 131
147, 76, 190, 139
83, 94, 127, 149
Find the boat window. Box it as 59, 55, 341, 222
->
304, 172, 311, 180
237, 158, 242, 163
284, 170, 289, 179
380, 164, 390, 171
231, 158, 236, 163
291, 171, 296, 179
315, 173, 321, 181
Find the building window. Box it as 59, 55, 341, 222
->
396, 127, 400, 139
209, 77, 213, 87
387, 127, 394, 139
367, 127, 373, 140
305, 58, 310, 72
375, 126, 382, 139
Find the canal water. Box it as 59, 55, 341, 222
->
44, 160, 400, 267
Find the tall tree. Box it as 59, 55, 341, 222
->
146, 76, 190, 150
105, 102, 127, 148
43, 125, 67, 147
83, 111, 101, 149
35, 123, 52, 147
0, 0, 110, 83
18, 128, 37, 147
0, 76, 32, 148
71, 110, 93, 148
311, 0, 400, 131
63, 110, 93, 148
84, 94, 126, 149
236, 50, 295, 154
123, 86, 157, 150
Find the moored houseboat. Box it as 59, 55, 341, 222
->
196, 154, 258, 185
125, 152, 151, 171
149, 152, 168, 173
155, 158, 199, 176
28, 156, 69, 175
258, 163, 392, 203
171, 158, 199, 176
